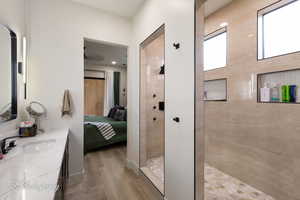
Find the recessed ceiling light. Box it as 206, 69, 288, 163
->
220, 22, 228, 27
112, 61, 117, 65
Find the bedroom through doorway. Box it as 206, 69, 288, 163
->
83, 39, 128, 154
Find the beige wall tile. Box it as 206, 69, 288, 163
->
140, 28, 165, 166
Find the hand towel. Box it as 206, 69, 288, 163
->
62, 90, 72, 117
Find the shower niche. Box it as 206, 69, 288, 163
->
139, 25, 165, 194
204, 79, 227, 101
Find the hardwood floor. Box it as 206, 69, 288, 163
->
65, 144, 163, 200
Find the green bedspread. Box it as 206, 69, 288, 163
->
84, 115, 127, 154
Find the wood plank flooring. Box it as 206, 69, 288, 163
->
65, 144, 163, 200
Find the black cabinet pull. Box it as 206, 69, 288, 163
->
153, 117, 157, 121
173, 117, 180, 123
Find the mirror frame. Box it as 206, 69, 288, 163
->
10, 27, 17, 120
0, 25, 18, 122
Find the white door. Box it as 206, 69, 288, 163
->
164, 0, 195, 199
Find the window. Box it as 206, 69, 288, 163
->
204, 28, 227, 71
258, 0, 300, 59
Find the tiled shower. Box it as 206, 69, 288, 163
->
139, 26, 165, 194
203, 0, 300, 200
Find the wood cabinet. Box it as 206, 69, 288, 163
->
55, 137, 69, 200
84, 78, 105, 116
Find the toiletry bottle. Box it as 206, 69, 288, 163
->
271, 84, 280, 102
290, 85, 297, 103
297, 86, 300, 103
204, 91, 208, 100
260, 83, 271, 102
281, 85, 290, 103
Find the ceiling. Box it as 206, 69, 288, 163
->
205, 0, 233, 17
71, 0, 231, 18
71, 0, 145, 17
84, 39, 127, 67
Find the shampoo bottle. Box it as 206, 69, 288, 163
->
281, 85, 290, 103
290, 85, 297, 103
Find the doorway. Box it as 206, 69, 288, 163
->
83, 38, 128, 154
139, 25, 165, 195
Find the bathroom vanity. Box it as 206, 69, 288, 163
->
0, 23, 68, 200
0, 129, 69, 200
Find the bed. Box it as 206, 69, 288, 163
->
84, 115, 127, 154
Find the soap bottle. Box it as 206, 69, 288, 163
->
270, 84, 280, 102
260, 83, 271, 102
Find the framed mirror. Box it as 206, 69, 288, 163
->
0, 25, 17, 123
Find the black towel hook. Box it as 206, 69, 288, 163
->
173, 117, 180, 123
173, 43, 180, 49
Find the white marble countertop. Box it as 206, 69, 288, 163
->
0, 128, 69, 200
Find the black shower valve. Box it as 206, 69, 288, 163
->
159, 64, 165, 75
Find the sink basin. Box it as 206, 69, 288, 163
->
23, 139, 56, 154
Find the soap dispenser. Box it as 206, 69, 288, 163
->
260, 83, 271, 102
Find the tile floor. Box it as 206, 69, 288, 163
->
144, 157, 275, 200
140, 156, 164, 194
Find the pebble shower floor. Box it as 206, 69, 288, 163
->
144, 157, 275, 200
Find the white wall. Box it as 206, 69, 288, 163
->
85, 65, 127, 106
0, 0, 26, 135
26, 2, 195, 198
128, 0, 195, 199
27, 0, 132, 175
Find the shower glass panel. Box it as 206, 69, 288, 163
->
139, 25, 165, 195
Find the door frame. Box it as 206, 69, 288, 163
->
195, 0, 205, 200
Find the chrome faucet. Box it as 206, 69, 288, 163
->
0, 136, 19, 154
